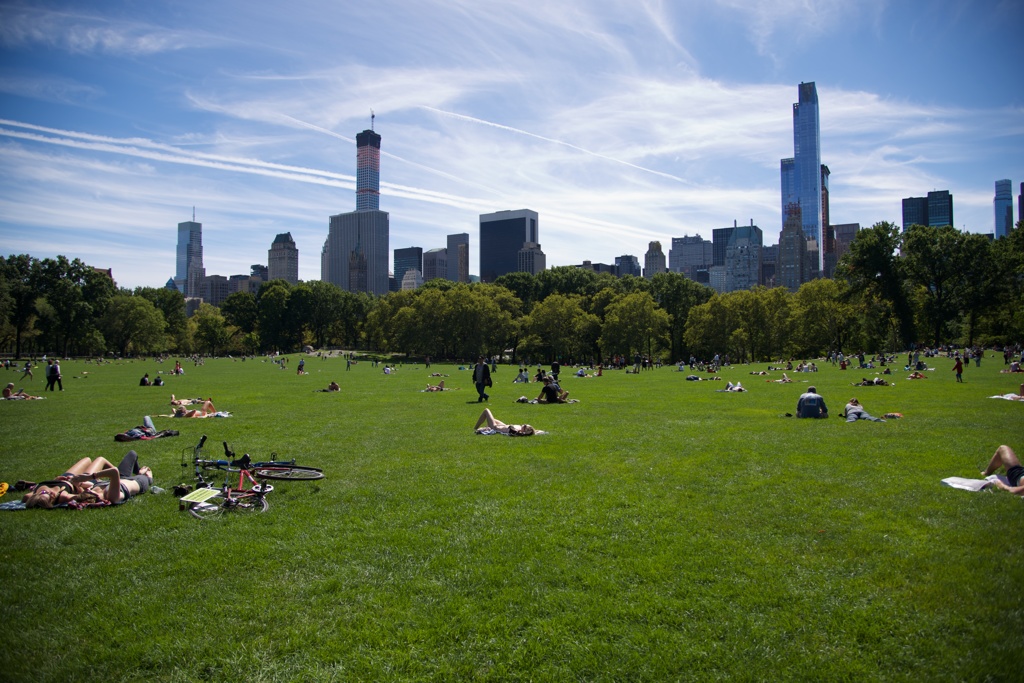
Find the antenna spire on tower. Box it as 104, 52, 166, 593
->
371, 109, 375, 131
192, 206, 195, 222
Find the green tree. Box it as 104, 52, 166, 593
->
650, 273, 714, 361
901, 224, 961, 346
599, 291, 670, 361
792, 279, 856, 356
192, 303, 230, 355
522, 293, 596, 362
135, 287, 187, 348
291, 281, 344, 349
535, 266, 599, 300
684, 295, 734, 360
836, 221, 915, 349
0, 254, 39, 358
493, 272, 540, 313
101, 294, 166, 356
257, 280, 298, 352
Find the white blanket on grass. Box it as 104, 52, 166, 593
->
941, 475, 1008, 492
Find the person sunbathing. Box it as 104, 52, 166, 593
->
474, 408, 536, 436
174, 400, 217, 417
907, 371, 927, 379
3, 383, 42, 399
169, 395, 205, 406
327, 381, 340, 391
842, 398, 885, 422
770, 373, 793, 383
981, 445, 1024, 495
22, 452, 152, 508
722, 381, 746, 392
425, 380, 446, 392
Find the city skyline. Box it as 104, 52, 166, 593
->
1, 1, 1021, 289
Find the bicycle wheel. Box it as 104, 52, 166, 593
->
253, 466, 324, 481
188, 497, 225, 520
226, 492, 269, 514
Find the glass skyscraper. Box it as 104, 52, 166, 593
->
479, 209, 538, 283
782, 82, 823, 273
175, 220, 204, 298
355, 129, 381, 212
995, 179, 1013, 239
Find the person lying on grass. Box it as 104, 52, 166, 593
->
3, 383, 43, 400
169, 395, 205, 406
474, 408, 537, 436
842, 398, 886, 422
173, 400, 217, 417
981, 445, 1024, 495
425, 380, 456, 392
22, 451, 152, 508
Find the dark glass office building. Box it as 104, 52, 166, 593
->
479, 209, 538, 283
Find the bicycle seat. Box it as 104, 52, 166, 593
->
230, 453, 252, 468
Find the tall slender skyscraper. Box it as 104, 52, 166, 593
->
781, 82, 823, 274
175, 218, 204, 298
995, 179, 1013, 239
322, 122, 390, 296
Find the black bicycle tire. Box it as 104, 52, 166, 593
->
228, 493, 270, 514
188, 497, 225, 520
253, 466, 324, 481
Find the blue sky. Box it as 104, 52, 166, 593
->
1, 0, 1021, 289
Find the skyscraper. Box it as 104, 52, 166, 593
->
781, 82, 823, 273
423, 248, 447, 281
175, 219, 204, 298
356, 128, 381, 212
724, 222, 762, 292
393, 247, 423, 287
902, 190, 954, 231
779, 204, 808, 293
446, 233, 470, 282
669, 235, 712, 278
643, 241, 666, 279
615, 255, 641, 278
268, 232, 299, 284
321, 124, 390, 296
1019, 183, 1024, 231
479, 209, 538, 283
902, 196, 929, 231
995, 179, 1013, 239
517, 242, 546, 275
927, 190, 953, 228
831, 223, 861, 265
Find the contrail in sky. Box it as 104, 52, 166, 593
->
276, 113, 505, 197
0, 119, 495, 212
419, 105, 696, 186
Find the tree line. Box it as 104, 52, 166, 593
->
2, 222, 1021, 361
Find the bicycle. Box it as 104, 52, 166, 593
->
180, 435, 273, 519
220, 441, 324, 481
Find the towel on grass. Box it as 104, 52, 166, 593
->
988, 394, 1024, 401
941, 475, 1009, 492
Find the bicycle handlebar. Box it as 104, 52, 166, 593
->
197, 434, 207, 449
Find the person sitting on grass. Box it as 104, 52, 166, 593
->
474, 408, 537, 436
3, 383, 43, 400
512, 368, 530, 383
981, 445, 1024, 495
796, 386, 828, 418
318, 381, 340, 392
140, 373, 151, 386
22, 451, 152, 508
536, 376, 569, 403
173, 399, 217, 418
842, 398, 886, 423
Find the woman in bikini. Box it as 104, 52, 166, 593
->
173, 400, 217, 417
474, 408, 536, 436
22, 451, 153, 508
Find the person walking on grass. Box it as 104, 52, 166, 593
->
953, 356, 963, 383
473, 356, 491, 403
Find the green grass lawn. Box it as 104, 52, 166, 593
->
1, 354, 1022, 681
